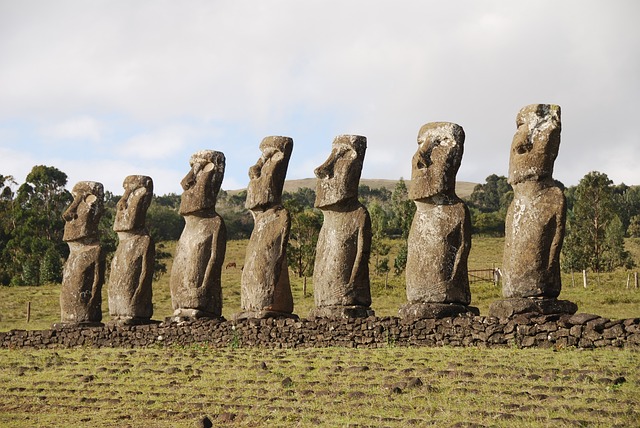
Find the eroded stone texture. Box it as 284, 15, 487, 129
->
236, 136, 296, 320
108, 175, 155, 325
58, 181, 105, 327
169, 151, 227, 321
310, 135, 373, 319
400, 122, 476, 319
490, 104, 576, 318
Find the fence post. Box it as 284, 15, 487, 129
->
627, 273, 631, 289
26, 301, 31, 323
583, 270, 588, 289
635, 272, 638, 289
303, 277, 307, 297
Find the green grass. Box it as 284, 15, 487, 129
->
1, 236, 639, 332
0, 345, 637, 427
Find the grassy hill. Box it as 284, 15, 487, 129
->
229, 178, 478, 199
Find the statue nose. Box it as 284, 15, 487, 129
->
181, 170, 196, 190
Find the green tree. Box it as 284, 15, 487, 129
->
7, 166, 72, 285
0, 174, 17, 284
628, 215, 640, 238
285, 200, 323, 280
389, 178, 415, 239
562, 171, 633, 274
468, 174, 512, 213
147, 200, 185, 242
369, 202, 391, 277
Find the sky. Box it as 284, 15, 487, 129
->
1, 1, 639, 196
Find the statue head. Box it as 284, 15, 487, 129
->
314, 135, 366, 209
113, 175, 153, 232
63, 181, 104, 242
508, 104, 561, 185
179, 150, 225, 215
409, 122, 465, 201
245, 136, 293, 211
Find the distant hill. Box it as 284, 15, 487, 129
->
229, 178, 478, 200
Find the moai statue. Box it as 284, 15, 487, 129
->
399, 122, 478, 319
235, 136, 297, 320
57, 181, 106, 327
310, 135, 374, 319
108, 175, 155, 325
489, 104, 577, 318
169, 150, 227, 321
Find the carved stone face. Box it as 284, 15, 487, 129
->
113, 175, 153, 232
314, 135, 366, 209
245, 136, 293, 211
179, 150, 225, 215
409, 122, 464, 201
508, 104, 561, 185
63, 181, 104, 242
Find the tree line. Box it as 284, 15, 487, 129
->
1, 165, 638, 286
467, 171, 639, 274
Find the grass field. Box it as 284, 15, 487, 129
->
1, 236, 639, 427
1, 345, 638, 427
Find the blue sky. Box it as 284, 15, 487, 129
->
1, 1, 639, 195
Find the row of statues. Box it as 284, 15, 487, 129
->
56, 103, 577, 327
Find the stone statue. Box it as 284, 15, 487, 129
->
169, 150, 227, 321
235, 136, 297, 320
310, 135, 374, 318
489, 104, 577, 318
57, 181, 105, 327
400, 122, 478, 319
108, 175, 155, 325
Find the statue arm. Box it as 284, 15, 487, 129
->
350, 209, 372, 285
202, 218, 227, 287
548, 195, 567, 270
451, 206, 472, 281
132, 236, 155, 303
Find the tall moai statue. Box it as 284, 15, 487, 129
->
57, 181, 106, 327
489, 104, 577, 318
310, 135, 374, 319
235, 136, 297, 320
169, 150, 227, 321
108, 175, 155, 325
399, 122, 478, 319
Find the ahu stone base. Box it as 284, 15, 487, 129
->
52, 321, 104, 329
233, 310, 299, 321
107, 317, 161, 327
489, 297, 578, 319
167, 308, 225, 323
399, 302, 480, 319
308, 305, 375, 319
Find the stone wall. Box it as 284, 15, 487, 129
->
1, 313, 639, 350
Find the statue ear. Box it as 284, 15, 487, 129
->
202, 162, 215, 173
85, 194, 97, 205
271, 151, 285, 163
133, 187, 147, 198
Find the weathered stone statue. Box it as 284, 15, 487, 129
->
489, 104, 577, 318
57, 181, 105, 327
169, 150, 227, 321
310, 135, 374, 318
400, 122, 478, 319
108, 175, 155, 325
235, 136, 297, 320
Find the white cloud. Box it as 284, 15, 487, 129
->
41, 116, 103, 143
0, 0, 639, 192
121, 126, 194, 160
